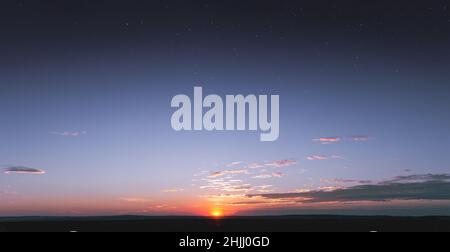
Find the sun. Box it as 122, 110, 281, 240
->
211, 210, 223, 218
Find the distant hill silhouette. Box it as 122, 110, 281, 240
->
1, 216, 450, 232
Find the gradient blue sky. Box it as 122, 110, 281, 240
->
1, 0, 449, 216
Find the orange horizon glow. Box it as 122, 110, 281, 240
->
210, 209, 224, 218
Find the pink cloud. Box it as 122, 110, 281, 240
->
264, 160, 297, 168
314, 135, 372, 144
307, 155, 343, 161
307, 155, 328, 161
313, 137, 342, 144
272, 172, 284, 178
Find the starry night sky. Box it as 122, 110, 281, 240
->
0, 0, 450, 216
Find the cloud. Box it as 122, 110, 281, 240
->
51, 131, 87, 137
200, 177, 251, 193
307, 155, 343, 161
211, 160, 298, 175
321, 178, 373, 184
313, 137, 342, 144
223, 185, 253, 193
247, 163, 265, 169
163, 188, 185, 193
313, 135, 372, 144
264, 160, 297, 168
249, 174, 450, 203
245, 160, 297, 169
252, 174, 272, 179
226, 161, 244, 167
272, 172, 284, 178
253, 185, 275, 193
384, 174, 450, 184
120, 198, 153, 203
307, 155, 328, 161
198, 159, 297, 195
208, 169, 248, 178
4, 166, 46, 175
349, 135, 371, 142
253, 172, 284, 179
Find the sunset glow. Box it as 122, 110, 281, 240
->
211, 210, 224, 218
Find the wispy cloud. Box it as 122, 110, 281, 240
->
119, 198, 153, 203
223, 184, 253, 193
208, 169, 248, 178
200, 179, 253, 193
349, 135, 371, 142
249, 174, 450, 203
313, 137, 342, 144
3, 166, 46, 175
199, 159, 297, 198
247, 163, 265, 169
200, 178, 246, 191
51, 131, 87, 137
226, 161, 244, 167
218, 160, 298, 172
383, 174, 450, 184
253, 185, 275, 193
314, 135, 372, 144
307, 155, 343, 161
253, 172, 284, 179
307, 155, 328, 161
321, 178, 373, 184
264, 160, 297, 168
163, 188, 185, 193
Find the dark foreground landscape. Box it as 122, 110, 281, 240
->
1, 216, 450, 232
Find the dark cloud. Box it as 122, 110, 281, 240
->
322, 178, 374, 184
4, 166, 46, 175
385, 174, 450, 184
249, 174, 450, 203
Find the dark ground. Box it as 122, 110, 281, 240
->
1, 216, 450, 232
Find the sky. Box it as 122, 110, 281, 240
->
0, 0, 450, 217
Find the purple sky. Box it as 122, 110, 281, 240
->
1, 0, 450, 216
